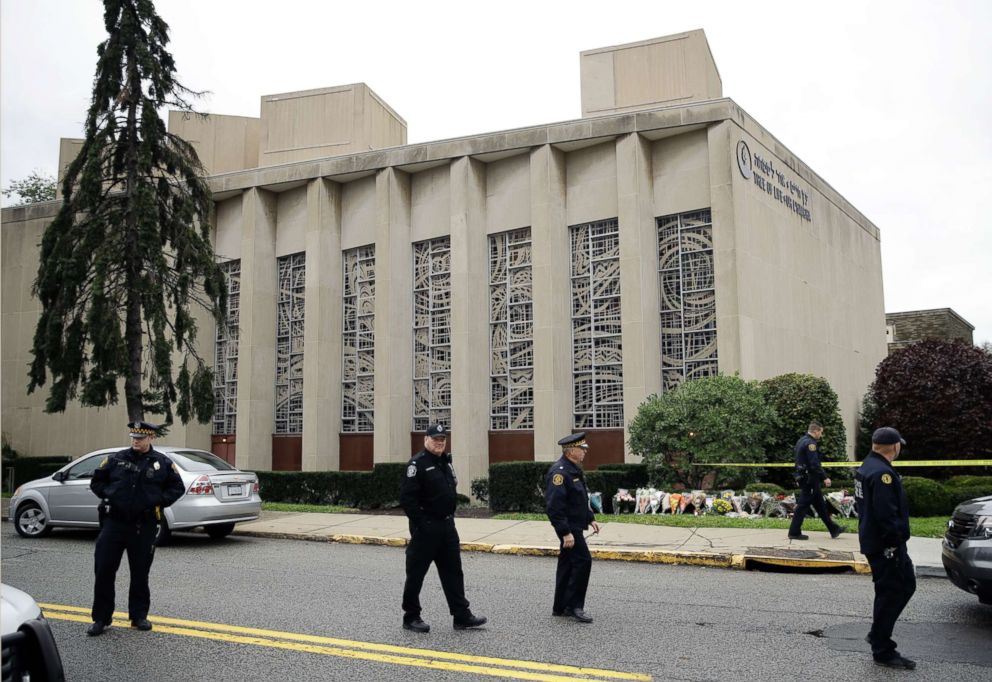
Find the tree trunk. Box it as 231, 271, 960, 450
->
123, 28, 143, 423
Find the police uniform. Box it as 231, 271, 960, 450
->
399, 424, 485, 632
787, 432, 842, 539
545, 433, 596, 622
855, 427, 916, 669
88, 422, 184, 635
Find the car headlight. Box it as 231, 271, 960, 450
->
972, 516, 992, 540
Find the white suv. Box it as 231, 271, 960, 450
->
1, 583, 66, 681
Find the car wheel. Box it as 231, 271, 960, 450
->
205, 522, 235, 540
14, 502, 52, 538
155, 520, 172, 546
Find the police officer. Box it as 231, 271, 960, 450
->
855, 427, 917, 670
86, 422, 184, 636
399, 424, 486, 633
788, 421, 843, 540
545, 432, 600, 623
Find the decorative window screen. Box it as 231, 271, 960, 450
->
275, 252, 306, 434
570, 218, 624, 429
412, 237, 451, 431
212, 259, 240, 434
489, 228, 534, 430
342, 245, 375, 432
657, 208, 718, 391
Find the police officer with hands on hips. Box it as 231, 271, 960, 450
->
86, 422, 184, 636
400, 424, 486, 633
788, 421, 843, 540
545, 432, 600, 623
855, 427, 917, 670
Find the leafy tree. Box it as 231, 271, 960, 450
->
28, 0, 225, 425
628, 375, 778, 489
2, 170, 56, 206
869, 339, 992, 462
760, 373, 846, 486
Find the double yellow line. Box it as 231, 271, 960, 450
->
40, 603, 651, 682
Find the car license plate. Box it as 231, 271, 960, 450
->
227, 484, 243, 496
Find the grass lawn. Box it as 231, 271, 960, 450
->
493, 512, 949, 539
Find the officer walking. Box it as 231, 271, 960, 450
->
86, 422, 185, 636
788, 421, 843, 540
399, 424, 486, 633
855, 427, 917, 670
545, 432, 600, 623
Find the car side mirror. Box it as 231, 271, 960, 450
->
52, 471, 66, 482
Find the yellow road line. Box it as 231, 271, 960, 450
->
40, 604, 650, 682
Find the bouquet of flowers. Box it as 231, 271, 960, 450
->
612, 488, 635, 515
712, 498, 733, 515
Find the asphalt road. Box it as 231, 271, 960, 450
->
3, 524, 991, 682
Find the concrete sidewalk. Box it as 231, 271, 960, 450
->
232, 511, 946, 577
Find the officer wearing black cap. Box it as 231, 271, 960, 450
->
86, 422, 184, 636
855, 426, 917, 670
399, 424, 486, 633
788, 421, 844, 540
545, 432, 600, 623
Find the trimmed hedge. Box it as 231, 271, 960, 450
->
489, 461, 551, 513
257, 462, 407, 509
902, 476, 992, 517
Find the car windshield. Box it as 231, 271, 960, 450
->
168, 450, 237, 472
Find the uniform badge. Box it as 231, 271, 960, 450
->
881, 473, 892, 484
153, 461, 161, 470
808, 443, 817, 451
552, 473, 564, 486
407, 464, 418, 478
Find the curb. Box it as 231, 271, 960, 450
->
231, 528, 874, 574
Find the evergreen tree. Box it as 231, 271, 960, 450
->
28, 0, 226, 425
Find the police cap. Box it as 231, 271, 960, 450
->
425, 424, 449, 438
872, 426, 906, 445
557, 432, 588, 450
128, 421, 159, 438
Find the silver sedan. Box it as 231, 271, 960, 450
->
10, 447, 261, 542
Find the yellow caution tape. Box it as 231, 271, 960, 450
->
692, 460, 992, 468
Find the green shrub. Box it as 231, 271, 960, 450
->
760, 373, 846, 487
489, 461, 553, 513
742, 482, 785, 495
596, 463, 649, 488
901, 476, 950, 517
946, 475, 992, 489
470, 477, 489, 503
948, 485, 992, 507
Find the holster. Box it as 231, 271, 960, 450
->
793, 465, 809, 485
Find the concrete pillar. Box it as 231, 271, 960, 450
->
530, 144, 571, 460
234, 188, 278, 471
617, 133, 660, 460
449, 156, 489, 489
373, 168, 413, 462
708, 122, 742, 375
301, 179, 342, 471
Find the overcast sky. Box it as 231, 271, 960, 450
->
2, 0, 990, 344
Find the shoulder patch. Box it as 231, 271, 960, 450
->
99, 457, 108, 468
808, 443, 817, 451
407, 464, 418, 478
171, 463, 179, 473
552, 473, 564, 486
881, 473, 892, 484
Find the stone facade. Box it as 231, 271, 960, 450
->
0, 31, 889, 488
886, 308, 975, 353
